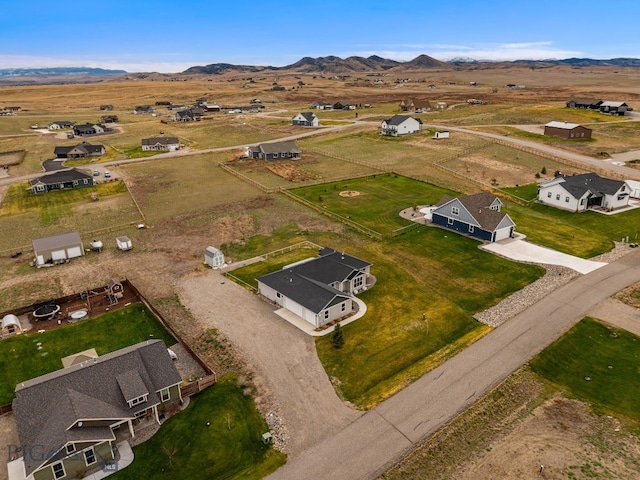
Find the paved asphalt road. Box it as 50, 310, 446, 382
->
268, 249, 640, 480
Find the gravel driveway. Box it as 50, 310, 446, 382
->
177, 271, 361, 457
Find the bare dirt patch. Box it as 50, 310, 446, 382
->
339, 190, 361, 197
264, 161, 318, 182
383, 369, 640, 480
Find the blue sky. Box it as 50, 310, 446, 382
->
2, 0, 639, 72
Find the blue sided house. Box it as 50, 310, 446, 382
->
431, 192, 515, 242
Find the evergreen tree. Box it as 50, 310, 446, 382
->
331, 323, 345, 349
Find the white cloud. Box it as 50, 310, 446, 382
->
349, 42, 583, 62
0, 54, 194, 73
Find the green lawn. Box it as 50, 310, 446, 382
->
530, 317, 640, 424
499, 182, 540, 201
506, 201, 640, 258
113, 374, 286, 480
231, 223, 543, 408
228, 248, 320, 289
290, 174, 456, 235
0, 304, 175, 405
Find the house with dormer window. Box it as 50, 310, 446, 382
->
257, 248, 372, 328
431, 192, 515, 242
10, 340, 182, 480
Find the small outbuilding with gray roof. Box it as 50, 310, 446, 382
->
32, 231, 85, 266
257, 248, 372, 328
431, 192, 515, 242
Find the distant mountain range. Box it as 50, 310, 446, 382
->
181, 55, 640, 75
0, 67, 127, 78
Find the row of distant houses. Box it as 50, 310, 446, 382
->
49, 119, 118, 131
566, 98, 632, 115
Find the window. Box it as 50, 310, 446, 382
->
324, 310, 329, 320
52, 461, 65, 479
447, 217, 454, 225
135, 410, 146, 420
130, 395, 147, 407
36, 185, 45, 192
451, 206, 459, 216
84, 448, 96, 466
468, 225, 475, 233
580, 198, 586, 205
341, 303, 346, 312
354, 275, 363, 289
565, 196, 570, 203
161, 388, 170, 402
556, 194, 561, 200
547, 192, 551, 198
276, 292, 281, 298
65, 444, 75, 455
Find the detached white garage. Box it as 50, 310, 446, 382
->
32, 231, 85, 266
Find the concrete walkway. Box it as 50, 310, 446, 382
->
481, 237, 607, 274
268, 250, 640, 480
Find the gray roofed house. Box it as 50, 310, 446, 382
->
565, 98, 603, 109
133, 105, 154, 114
72, 123, 110, 136
12, 340, 182, 479
247, 141, 301, 160
32, 231, 85, 265
291, 112, 319, 127
431, 192, 516, 242
141, 137, 180, 151
257, 248, 372, 328
48, 121, 75, 130
380, 114, 422, 136
54, 142, 105, 159
599, 101, 630, 116
538, 173, 630, 212
30, 168, 94, 194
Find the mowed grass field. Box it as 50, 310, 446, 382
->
113, 374, 286, 480
0, 303, 175, 405
0, 180, 142, 252
290, 174, 451, 234
530, 317, 640, 424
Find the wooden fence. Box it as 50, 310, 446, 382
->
180, 374, 217, 398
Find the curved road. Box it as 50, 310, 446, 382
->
268, 249, 640, 480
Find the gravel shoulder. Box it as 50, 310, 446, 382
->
177, 271, 362, 457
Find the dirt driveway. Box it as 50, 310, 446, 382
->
177, 271, 361, 457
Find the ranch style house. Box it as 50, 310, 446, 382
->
141, 137, 180, 151
537, 173, 630, 212
54, 142, 105, 159
10, 340, 182, 480
30, 168, 94, 194
431, 192, 516, 242
257, 248, 372, 329
247, 141, 301, 160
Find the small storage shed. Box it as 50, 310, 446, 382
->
116, 236, 132, 251
2, 314, 23, 336
32, 231, 84, 266
205, 246, 225, 268
433, 131, 450, 139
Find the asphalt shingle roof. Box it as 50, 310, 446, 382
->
13, 340, 181, 476
30, 168, 93, 187
559, 173, 624, 198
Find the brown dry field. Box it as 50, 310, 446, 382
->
2, 66, 640, 480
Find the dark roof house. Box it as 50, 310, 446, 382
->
431, 192, 516, 242
538, 173, 630, 212
30, 168, 95, 194
141, 137, 180, 151
12, 340, 182, 479
54, 142, 105, 159
257, 248, 372, 328
247, 141, 301, 160
291, 112, 319, 127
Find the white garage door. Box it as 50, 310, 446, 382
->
67, 246, 83, 258
51, 249, 67, 261
494, 228, 512, 242
283, 298, 305, 318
